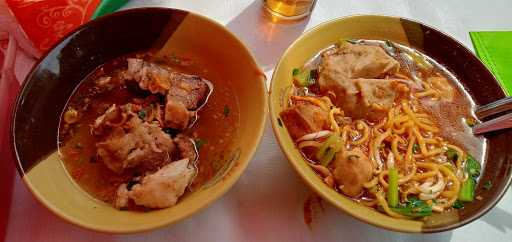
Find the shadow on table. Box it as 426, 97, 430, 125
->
226, 0, 310, 74
481, 206, 512, 233
309, 202, 454, 242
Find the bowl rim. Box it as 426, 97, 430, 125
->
269, 14, 512, 233
10, 7, 268, 234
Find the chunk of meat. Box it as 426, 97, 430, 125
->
114, 183, 130, 209
122, 58, 211, 130
174, 134, 198, 162
280, 103, 330, 140
165, 97, 193, 129
91, 104, 128, 135
123, 58, 172, 94
166, 75, 208, 110
350, 78, 414, 121
317, 43, 403, 120
332, 148, 373, 197
319, 43, 400, 83
120, 159, 195, 209
93, 104, 175, 173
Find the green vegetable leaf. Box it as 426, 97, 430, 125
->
138, 110, 147, 119
412, 144, 419, 153
465, 154, 481, 178
446, 148, 458, 162
483, 180, 492, 190
292, 68, 316, 87
194, 138, 207, 150
223, 105, 230, 117
391, 197, 433, 218
406, 197, 424, 208
452, 200, 464, 209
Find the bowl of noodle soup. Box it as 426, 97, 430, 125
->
269, 15, 512, 233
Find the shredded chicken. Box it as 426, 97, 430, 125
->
92, 104, 175, 173
115, 159, 195, 209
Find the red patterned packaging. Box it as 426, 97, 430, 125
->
6, 0, 100, 52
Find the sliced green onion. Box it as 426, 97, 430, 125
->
387, 167, 399, 207
316, 132, 339, 161
446, 148, 458, 162
458, 178, 475, 202
483, 180, 492, 190
292, 68, 315, 87
320, 137, 343, 166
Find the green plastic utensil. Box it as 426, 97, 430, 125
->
91, 0, 130, 19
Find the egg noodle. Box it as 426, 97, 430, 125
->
296, 96, 467, 218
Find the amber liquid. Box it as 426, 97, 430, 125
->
264, 0, 316, 19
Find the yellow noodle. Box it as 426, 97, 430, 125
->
298, 140, 323, 149
371, 129, 391, 173
341, 125, 351, 143
412, 162, 439, 181
437, 165, 461, 208
394, 115, 410, 124
413, 148, 446, 158
363, 176, 379, 188
424, 138, 440, 144
386, 107, 395, 129
399, 163, 417, 184
400, 184, 420, 201
361, 199, 379, 207
402, 101, 439, 133
391, 135, 404, 162
392, 121, 413, 134
414, 89, 439, 99
379, 171, 389, 188
352, 120, 370, 145
329, 108, 341, 133
405, 135, 416, 171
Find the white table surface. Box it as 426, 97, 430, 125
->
6, 0, 512, 241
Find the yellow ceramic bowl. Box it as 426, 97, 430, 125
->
270, 15, 510, 233
11, 8, 267, 233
